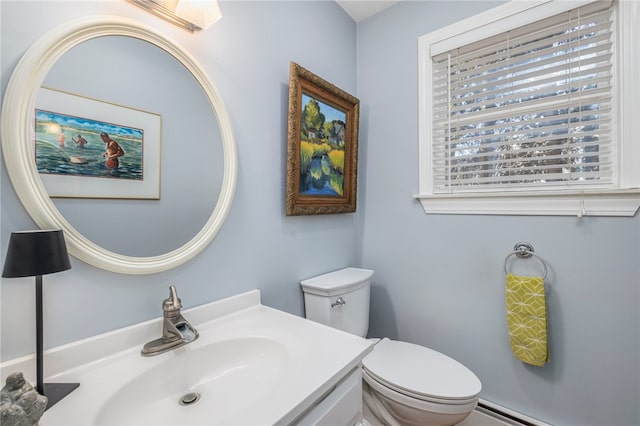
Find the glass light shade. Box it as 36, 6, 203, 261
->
127, 0, 222, 32
174, 0, 222, 29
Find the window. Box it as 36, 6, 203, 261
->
417, 0, 640, 216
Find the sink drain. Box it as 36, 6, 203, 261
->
179, 392, 201, 406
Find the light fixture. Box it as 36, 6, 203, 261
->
2, 229, 77, 411
127, 0, 222, 32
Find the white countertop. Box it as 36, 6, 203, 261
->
2, 290, 372, 425
35, 291, 371, 426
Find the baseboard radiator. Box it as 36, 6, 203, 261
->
477, 399, 552, 426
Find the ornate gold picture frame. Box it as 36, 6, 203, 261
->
286, 62, 360, 215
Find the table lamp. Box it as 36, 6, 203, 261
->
2, 229, 79, 410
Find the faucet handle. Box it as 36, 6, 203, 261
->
163, 285, 182, 311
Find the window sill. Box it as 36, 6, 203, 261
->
413, 190, 640, 217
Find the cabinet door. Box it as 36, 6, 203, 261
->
295, 368, 363, 426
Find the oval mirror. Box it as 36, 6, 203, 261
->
1, 16, 237, 274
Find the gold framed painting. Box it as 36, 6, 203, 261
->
286, 62, 360, 216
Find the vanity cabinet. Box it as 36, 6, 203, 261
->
293, 367, 363, 426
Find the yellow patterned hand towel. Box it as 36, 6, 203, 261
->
505, 273, 549, 367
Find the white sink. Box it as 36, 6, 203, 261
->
23, 290, 373, 425
95, 337, 288, 425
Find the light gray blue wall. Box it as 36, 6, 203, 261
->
357, 2, 640, 426
2, 1, 639, 425
1, 0, 359, 359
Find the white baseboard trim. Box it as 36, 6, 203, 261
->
476, 399, 552, 426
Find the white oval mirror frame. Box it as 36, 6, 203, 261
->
1, 16, 237, 275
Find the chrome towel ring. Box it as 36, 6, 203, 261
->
504, 242, 548, 280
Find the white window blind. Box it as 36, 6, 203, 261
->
431, 1, 614, 194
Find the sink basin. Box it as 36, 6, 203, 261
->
95, 337, 288, 425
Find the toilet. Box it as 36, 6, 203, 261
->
300, 268, 481, 426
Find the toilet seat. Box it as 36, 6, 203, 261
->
362, 368, 478, 417
362, 338, 481, 405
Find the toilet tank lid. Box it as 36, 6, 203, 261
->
300, 267, 374, 296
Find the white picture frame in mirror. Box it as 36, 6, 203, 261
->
1, 15, 238, 274
36, 87, 162, 199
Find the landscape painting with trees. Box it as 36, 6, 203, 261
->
299, 94, 346, 196
286, 62, 360, 216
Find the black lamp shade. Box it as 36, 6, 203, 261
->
2, 230, 71, 278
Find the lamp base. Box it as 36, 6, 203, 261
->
43, 382, 79, 410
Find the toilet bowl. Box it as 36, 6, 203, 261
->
300, 268, 481, 426
361, 338, 480, 426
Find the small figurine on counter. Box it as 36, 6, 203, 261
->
0, 372, 47, 426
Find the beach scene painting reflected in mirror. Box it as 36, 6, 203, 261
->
35, 87, 161, 199
286, 62, 360, 216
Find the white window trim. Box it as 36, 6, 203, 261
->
416, 0, 640, 216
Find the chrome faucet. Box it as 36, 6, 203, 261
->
141, 286, 199, 357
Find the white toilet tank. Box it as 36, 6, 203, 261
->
300, 267, 373, 338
